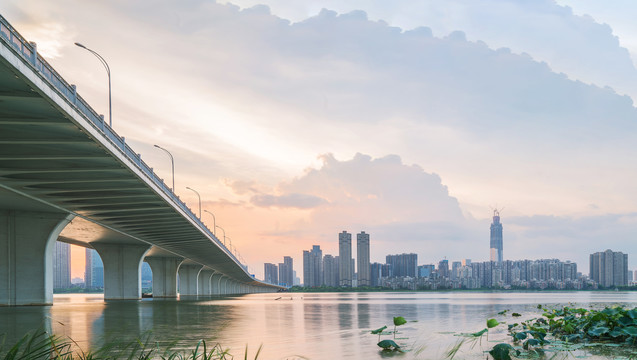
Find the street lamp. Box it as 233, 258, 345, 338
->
74, 42, 112, 127
153, 145, 175, 191
204, 210, 216, 235
215, 225, 226, 246
185, 187, 201, 218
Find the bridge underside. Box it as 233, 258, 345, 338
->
0, 20, 280, 305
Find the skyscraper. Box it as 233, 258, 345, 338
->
85, 248, 104, 289
356, 231, 370, 287
590, 249, 628, 287
264, 263, 278, 285
84, 248, 93, 288
303, 245, 323, 287
490, 209, 503, 263
323, 255, 339, 287
339, 231, 352, 287
53, 241, 71, 289
278, 256, 294, 287
386, 253, 418, 277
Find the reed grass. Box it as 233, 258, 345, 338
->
0, 329, 261, 360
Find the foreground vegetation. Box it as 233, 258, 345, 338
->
0, 330, 264, 360
445, 305, 637, 359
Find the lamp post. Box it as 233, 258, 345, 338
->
74, 42, 112, 127
215, 225, 226, 246
185, 187, 201, 218
203, 210, 216, 235
153, 145, 174, 191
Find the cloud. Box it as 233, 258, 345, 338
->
223, 0, 637, 99
250, 193, 327, 208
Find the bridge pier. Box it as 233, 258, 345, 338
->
91, 243, 151, 300
211, 273, 223, 295
178, 264, 203, 296
0, 211, 74, 306
145, 256, 183, 298
220, 277, 229, 295
198, 268, 215, 296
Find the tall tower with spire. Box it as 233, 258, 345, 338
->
490, 209, 503, 263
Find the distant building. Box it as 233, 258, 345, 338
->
418, 264, 435, 278
490, 209, 503, 263
264, 263, 278, 285
303, 245, 323, 287
370, 262, 383, 286
339, 231, 353, 287
357, 232, 370, 287
53, 242, 71, 289
386, 253, 417, 278
438, 259, 449, 279
278, 256, 294, 287
590, 250, 628, 287
84, 248, 104, 289
323, 255, 339, 287
451, 261, 462, 280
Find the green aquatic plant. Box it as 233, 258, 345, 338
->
392, 316, 407, 339
371, 316, 409, 352
377, 340, 400, 351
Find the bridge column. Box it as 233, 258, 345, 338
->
198, 268, 215, 296
0, 211, 74, 306
220, 277, 229, 295
145, 256, 183, 298
91, 243, 151, 300
178, 264, 203, 296
211, 273, 223, 295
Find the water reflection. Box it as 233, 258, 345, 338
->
2, 292, 637, 359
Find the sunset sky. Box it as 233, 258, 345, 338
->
2, 0, 637, 280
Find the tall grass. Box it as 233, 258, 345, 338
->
0, 329, 262, 360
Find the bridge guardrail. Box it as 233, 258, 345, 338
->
0, 14, 248, 274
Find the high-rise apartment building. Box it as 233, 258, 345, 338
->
386, 253, 418, 277
490, 209, 503, 263
370, 262, 383, 287
264, 263, 278, 285
303, 245, 323, 287
84, 248, 104, 289
323, 255, 339, 287
339, 231, 352, 287
278, 256, 294, 287
438, 259, 449, 279
356, 231, 370, 287
53, 241, 71, 289
84, 248, 93, 288
590, 249, 628, 287
451, 261, 462, 280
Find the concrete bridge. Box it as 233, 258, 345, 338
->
0, 15, 282, 306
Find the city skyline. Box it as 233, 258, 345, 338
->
4, 1, 637, 279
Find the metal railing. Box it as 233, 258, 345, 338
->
0, 14, 249, 275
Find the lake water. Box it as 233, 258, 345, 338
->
1, 291, 637, 359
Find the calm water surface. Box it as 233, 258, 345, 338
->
1, 292, 637, 359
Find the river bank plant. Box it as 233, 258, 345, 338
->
0, 329, 264, 360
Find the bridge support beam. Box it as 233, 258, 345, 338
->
145, 256, 183, 298
198, 268, 215, 296
92, 243, 151, 300
178, 264, 203, 296
0, 211, 74, 306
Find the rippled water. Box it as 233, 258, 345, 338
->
1, 291, 637, 359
